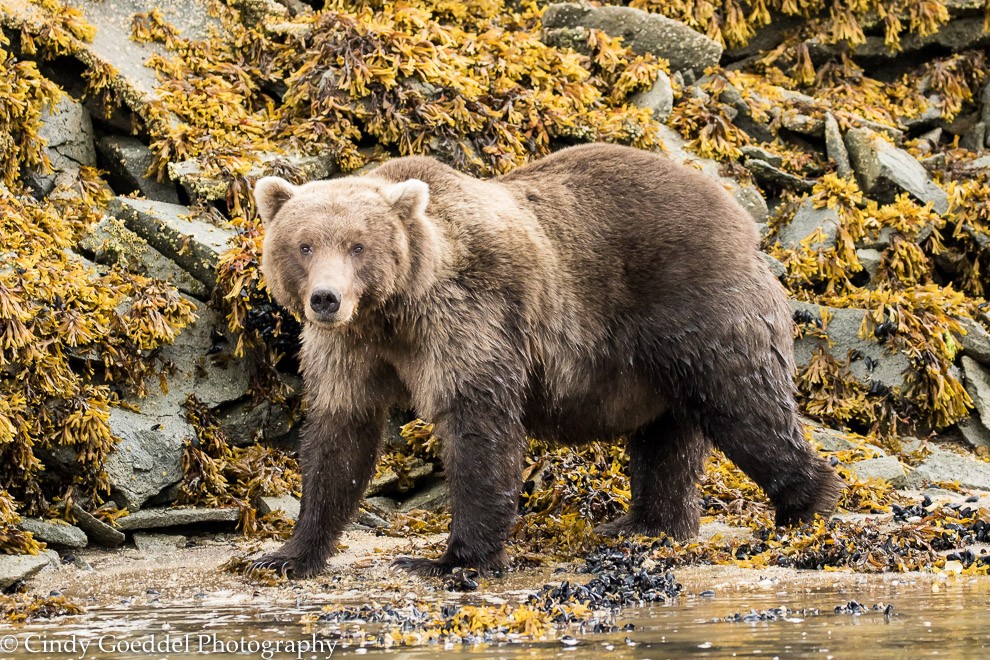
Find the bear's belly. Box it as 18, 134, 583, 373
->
523, 372, 668, 444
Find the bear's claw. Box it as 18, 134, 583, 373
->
248, 554, 323, 579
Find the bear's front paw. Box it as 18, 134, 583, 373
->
595, 513, 698, 541
249, 553, 325, 580
392, 549, 508, 578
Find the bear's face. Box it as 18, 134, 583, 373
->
254, 175, 430, 328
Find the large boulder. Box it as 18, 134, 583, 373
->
844, 128, 948, 214
104, 407, 188, 511
542, 3, 723, 74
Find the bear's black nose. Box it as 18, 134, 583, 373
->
310, 288, 341, 315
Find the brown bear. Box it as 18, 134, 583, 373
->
251, 143, 843, 578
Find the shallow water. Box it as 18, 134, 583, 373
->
3, 580, 990, 658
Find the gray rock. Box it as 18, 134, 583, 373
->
364, 496, 399, 512
740, 146, 782, 168
217, 400, 292, 447
961, 357, 990, 449
400, 480, 450, 513
78, 216, 208, 298
719, 84, 774, 143
542, 3, 722, 74
366, 461, 434, 497
981, 81, 990, 127
0, 552, 56, 590
656, 124, 768, 223
70, 503, 125, 547
957, 417, 990, 450
746, 158, 815, 192
104, 295, 250, 508
776, 198, 840, 251
255, 495, 301, 521
846, 456, 907, 487
109, 197, 235, 289
958, 317, 990, 365
761, 252, 786, 278
97, 137, 180, 204
353, 508, 390, 530
104, 407, 187, 511
907, 446, 990, 490
25, 96, 96, 197
824, 113, 852, 179
629, 70, 673, 123
791, 301, 911, 391
856, 248, 883, 284
780, 111, 824, 137
19, 518, 87, 549
132, 532, 187, 553
116, 506, 240, 531
844, 128, 948, 214
961, 121, 987, 152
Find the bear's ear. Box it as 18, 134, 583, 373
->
254, 177, 297, 224
383, 179, 430, 219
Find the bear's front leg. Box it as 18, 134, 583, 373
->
394, 397, 526, 577
252, 407, 385, 578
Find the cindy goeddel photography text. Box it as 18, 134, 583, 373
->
0, 633, 337, 658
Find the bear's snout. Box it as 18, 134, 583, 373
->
310, 288, 342, 317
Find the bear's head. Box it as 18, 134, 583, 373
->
254, 174, 441, 328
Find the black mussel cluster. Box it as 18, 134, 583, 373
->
834, 601, 894, 616
891, 495, 934, 521
244, 300, 302, 354
319, 602, 433, 630
553, 542, 683, 608
443, 568, 480, 592
720, 606, 818, 622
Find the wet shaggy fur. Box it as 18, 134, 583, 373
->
251, 143, 843, 579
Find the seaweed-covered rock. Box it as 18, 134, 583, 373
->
629, 70, 673, 123
746, 158, 814, 192
844, 128, 949, 214
541, 3, 722, 74
78, 215, 207, 298
70, 503, 125, 547
791, 301, 911, 391
96, 137, 180, 204
776, 198, 840, 250
109, 198, 236, 289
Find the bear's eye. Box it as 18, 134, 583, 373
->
300, 244, 313, 255
351, 244, 364, 256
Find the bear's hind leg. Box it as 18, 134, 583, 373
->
596, 413, 709, 541
688, 347, 843, 527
